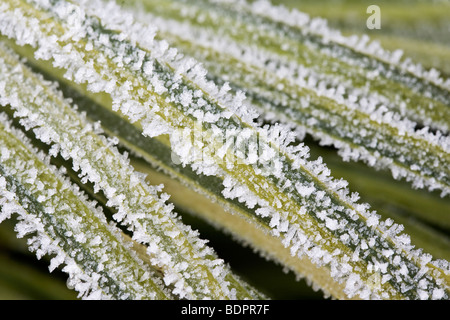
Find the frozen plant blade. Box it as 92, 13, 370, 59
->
126, 0, 450, 196
0, 0, 449, 300
0, 42, 261, 300
0, 116, 172, 300
130, 14, 450, 196
131, 0, 450, 132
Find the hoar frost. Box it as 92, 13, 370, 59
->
0, 0, 448, 300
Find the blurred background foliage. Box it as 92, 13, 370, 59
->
0, 0, 448, 300
272, 0, 450, 75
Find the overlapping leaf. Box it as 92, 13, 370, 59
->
0, 0, 448, 300
0, 41, 262, 300
125, 0, 450, 196
0, 115, 173, 300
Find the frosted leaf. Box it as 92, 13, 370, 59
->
136, 3, 450, 195
0, 40, 254, 300
0, 116, 172, 299
1, 0, 447, 300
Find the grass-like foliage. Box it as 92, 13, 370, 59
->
0, 0, 448, 300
